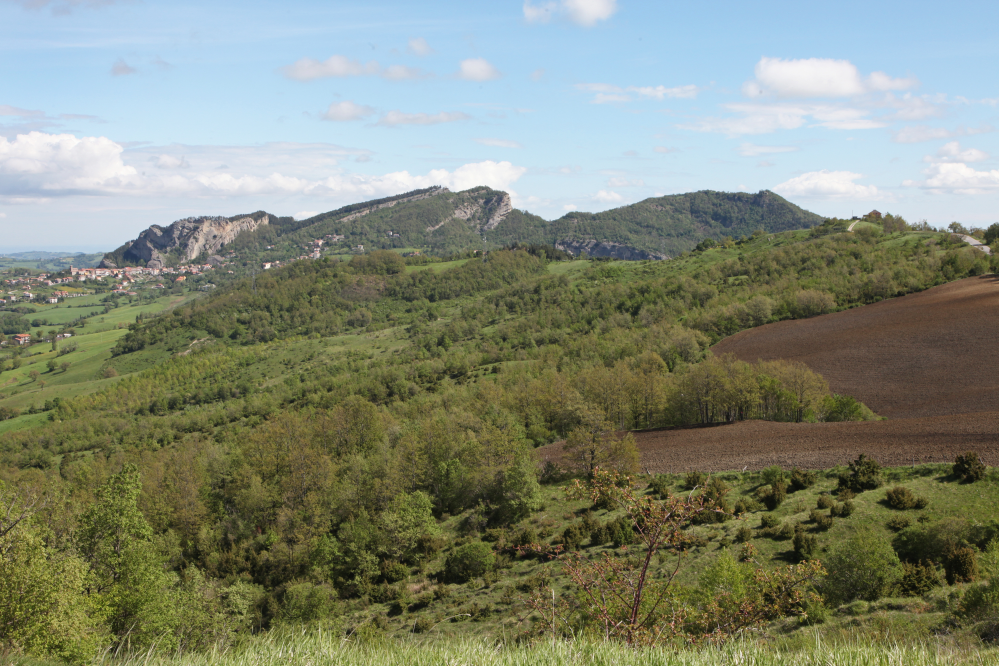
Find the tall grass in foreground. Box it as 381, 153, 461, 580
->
89, 631, 998, 666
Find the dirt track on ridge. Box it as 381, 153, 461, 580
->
632, 275, 999, 472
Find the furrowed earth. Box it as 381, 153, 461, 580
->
631, 275, 999, 473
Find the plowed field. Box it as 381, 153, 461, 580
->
633, 275, 999, 472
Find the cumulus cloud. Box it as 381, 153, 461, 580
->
282, 55, 425, 81
153, 154, 189, 169
457, 58, 501, 81
407, 37, 433, 56
0, 131, 526, 202
593, 189, 623, 203
525, 0, 617, 26
742, 57, 918, 98
323, 101, 375, 122
932, 141, 989, 163
606, 177, 643, 187
376, 111, 470, 126
475, 138, 522, 148
905, 162, 999, 194
904, 142, 998, 194
682, 101, 883, 136
738, 143, 798, 157
577, 82, 699, 104
773, 170, 880, 200
111, 58, 136, 76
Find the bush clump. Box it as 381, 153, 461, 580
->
790, 468, 817, 491
886, 515, 912, 532
684, 470, 707, 489
830, 500, 854, 518
647, 474, 672, 498
823, 530, 903, 606
899, 561, 941, 597
954, 451, 986, 483
945, 546, 979, 585
758, 481, 787, 511
885, 486, 929, 510
793, 524, 818, 561
838, 454, 883, 493
816, 495, 836, 510
735, 525, 753, 543
760, 514, 780, 530
444, 542, 495, 584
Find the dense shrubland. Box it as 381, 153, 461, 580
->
1, 225, 997, 662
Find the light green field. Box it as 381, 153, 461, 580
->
406, 258, 471, 273
46, 632, 993, 666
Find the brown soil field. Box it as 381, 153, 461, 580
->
630, 275, 999, 472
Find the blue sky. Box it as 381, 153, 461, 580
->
1, 0, 998, 252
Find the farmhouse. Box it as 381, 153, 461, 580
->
12, 333, 32, 346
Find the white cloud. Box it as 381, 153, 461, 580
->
531, 68, 546, 81
0, 131, 527, 202
577, 82, 700, 104
0, 105, 43, 118
743, 57, 917, 99
407, 37, 433, 57
323, 101, 375, 122
0, 132, 137, 195
524, 0, 617, 26
932, 141, 989, 163
773, 170, 880, 200
653, 146, 677, 154
593, 189, 623, 203
905, 162, 999, 194
294, 211, 319, 220
0, 212, 6, 218
283, 55, 378, 80
282, 55, 425, 82
457, 58, 501, 82
738, 143, 798, 157
682, 101, 883, 136
381, 64, 426, 81
606, 177, 643, 187
376, 111, 470, 126
564, 0, 617, 25
475, 138, 523, 148
111, 58, 136, 76
563, 204, 577, 211
905, 143, 999, 194
153, 154, 189, 169
892, 125, 954, 143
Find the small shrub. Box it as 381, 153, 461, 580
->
412, 616, 434, 633
945, 546, 979, 585
886, 515, 912, 532
647, 474, 672, 498
823, 531, 903, 605
793, 524, 818, 561
838, 488, 857, 501
760, 514, 780, 530
885, 486, 928, 510
954, 452, 986, 483
510, 526, 539, 549
588, 524, 609, 547
444, 542, 495, 584
838, 500, 855, 517
900, 561, 941, 597
684, 470, 707, 489
776, 522, 796, 540
814, 512, 834, 532
760, 465, 787, 488
817, 495, 836, 510
790, 467, 817, 491
381, 561, 409, 583
608, 517, 635, 547
760, 481, 787, 511
735, 525, 753, 543
839, 454, 883, 493
557, 524, 586, 551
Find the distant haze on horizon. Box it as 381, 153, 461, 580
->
1, 0, 998, 251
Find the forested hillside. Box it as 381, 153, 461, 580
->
101, 187, 825, 271
1, 220, 997, 663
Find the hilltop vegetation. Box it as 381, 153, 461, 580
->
100, 187, 824, 272
1, 217, 998, 663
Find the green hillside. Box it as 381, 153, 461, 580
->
1, 220, 997, 663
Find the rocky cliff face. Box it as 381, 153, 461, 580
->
555, 239, 668, 261
102, 214, 269, 268
434, 191, 512, 234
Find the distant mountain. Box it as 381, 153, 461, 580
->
0, 251, 104, 271
100, 187, 825, 267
